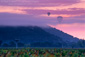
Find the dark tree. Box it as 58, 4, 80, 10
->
82, 39, 85, 48
71, 44, 75, 49
2, 43, 9, 47
14, 39, 19, 48
18, 42, 24, 47
0, 40, 3, 47
9, 41, 16, 47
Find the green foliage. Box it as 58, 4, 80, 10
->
0, 48, 85, 57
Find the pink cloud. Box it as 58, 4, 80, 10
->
0, 0, 80, 7
49, 23, 85, 39
23, 8, 85, 16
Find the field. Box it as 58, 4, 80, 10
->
0, 48, 85, 57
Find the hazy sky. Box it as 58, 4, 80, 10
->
0, 0, 85, 39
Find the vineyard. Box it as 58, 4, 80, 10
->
0, 48, 85, 57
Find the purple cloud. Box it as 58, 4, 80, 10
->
0, 12, 84, 26
0, 13, 54, 26
23, 8, 85, 15
0, 0, 80, 7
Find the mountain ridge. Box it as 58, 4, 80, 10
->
0, 26, 83, 47
42, 26, 80, 43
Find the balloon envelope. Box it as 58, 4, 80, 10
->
57, 16, 63, 23
47, 12, 51, 16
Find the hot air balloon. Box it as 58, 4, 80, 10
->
57, 16, 63, 23
47, 12, 51, 16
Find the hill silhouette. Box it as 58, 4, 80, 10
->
0, 26, 84, 48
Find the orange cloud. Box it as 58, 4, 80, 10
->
0, 6, 27, 14
39, 14, 81, 18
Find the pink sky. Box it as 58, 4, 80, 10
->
0, 0, 85, 39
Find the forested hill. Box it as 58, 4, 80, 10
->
0, 26, 84, 48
